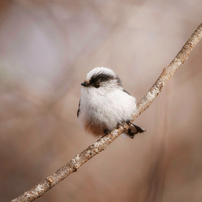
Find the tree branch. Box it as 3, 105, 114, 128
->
11, 23, 202, 202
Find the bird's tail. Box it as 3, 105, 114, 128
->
124, 122, 146, 138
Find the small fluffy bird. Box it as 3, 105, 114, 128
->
77, 67, 145, 138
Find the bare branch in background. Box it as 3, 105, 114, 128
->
11, 23, 202, 202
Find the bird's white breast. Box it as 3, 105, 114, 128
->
79, 86, 137, 134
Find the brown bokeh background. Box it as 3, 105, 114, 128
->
0, 1, 202, 201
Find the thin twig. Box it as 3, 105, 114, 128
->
11, 23, 202, 202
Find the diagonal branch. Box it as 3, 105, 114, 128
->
11, 23, 202, 202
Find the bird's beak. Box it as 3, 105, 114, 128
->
81, 82, 88, 87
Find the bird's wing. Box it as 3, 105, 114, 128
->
77, 99, 81, 118
123, 89, 130, 95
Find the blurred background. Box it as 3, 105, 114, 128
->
0, 0, 202, 201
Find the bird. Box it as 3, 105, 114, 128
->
77, 67, 145, 138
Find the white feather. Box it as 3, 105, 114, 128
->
79, 67, 137, 136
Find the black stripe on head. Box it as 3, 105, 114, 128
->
117, 77, 122, 86
89, 73, 115, 85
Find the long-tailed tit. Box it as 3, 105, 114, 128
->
77, 67, 145, 138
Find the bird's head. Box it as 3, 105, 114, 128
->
81, 67, 122, 94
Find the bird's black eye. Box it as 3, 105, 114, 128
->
94, 83, 100, 88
